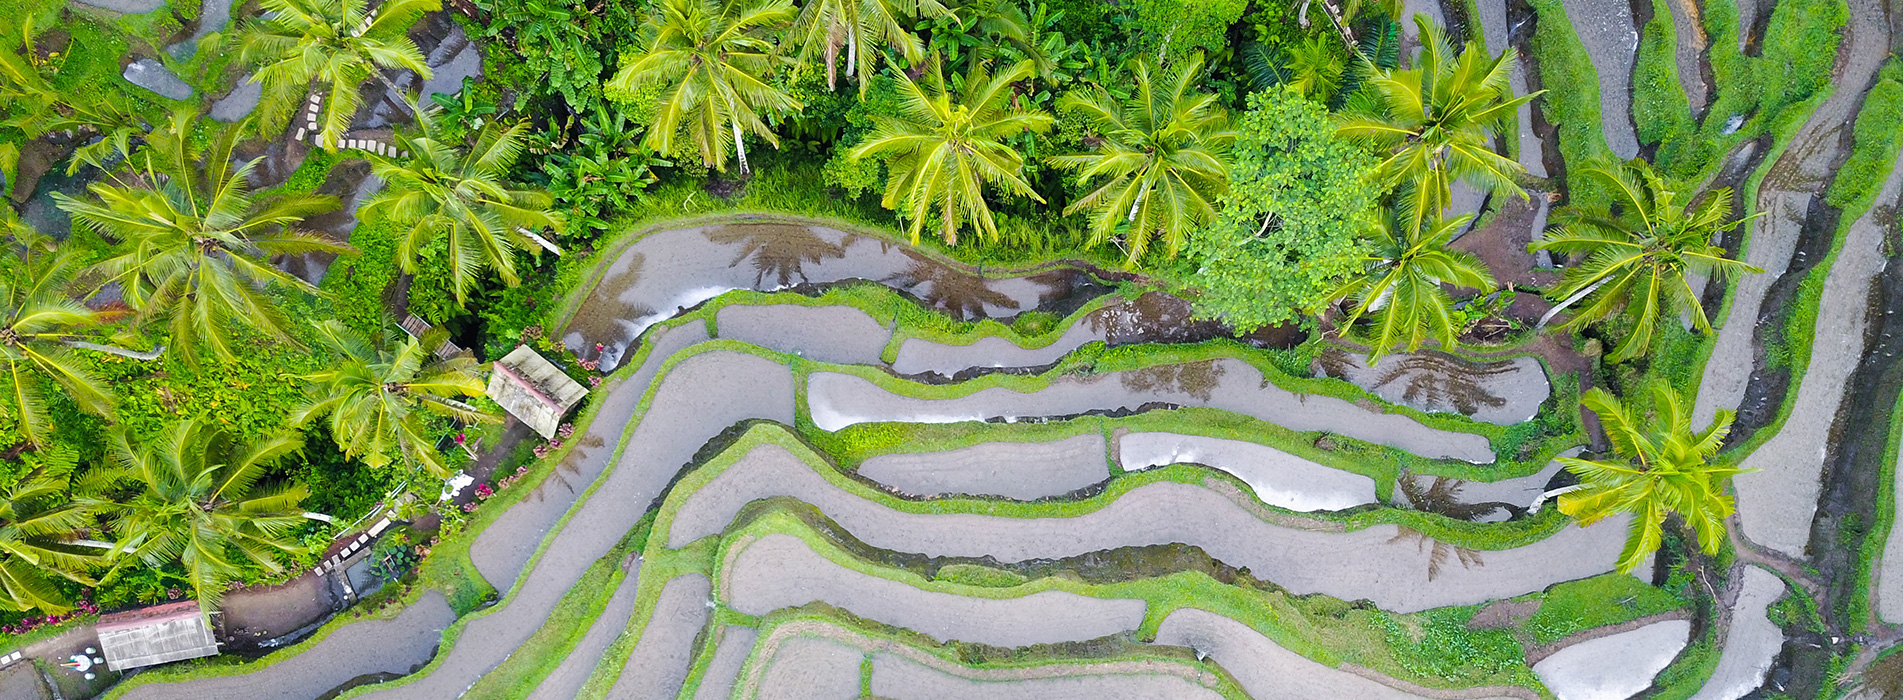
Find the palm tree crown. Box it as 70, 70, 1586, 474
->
787, 0, 951, 97
1335, 15, 1538, 233
55, 111, 351, 364
99, 419, 313, 610
1330, 213, 1496, 360
240, 0, 437, 150
1559, 386, 1750, 573
0, 240, 116, 448
292, 320, 495, 478
359, 108, 564, 305
850, 57, 1054, 245
1532, 160, 1763, 362
0, 450, 107, 613
1048, 57, 1234, 264
607, 0, 803, 173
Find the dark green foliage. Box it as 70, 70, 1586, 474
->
467, 0, 646, 113
320, 220, 401, 336
529, 105, 663, 241
1184, 87, 1378, 331
1129, 0, 1247, 64
293, 428, 402, 522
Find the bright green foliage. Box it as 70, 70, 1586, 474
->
55, 112, 351, 364
850, 58, 1054, 245
239, 0, 437, 150
0, 237, 116, 449
607, 0, 802, 174
1531, 160, 1762, 363
1336, 15, 1536, 233
1559, 386, 1750, 574
1184, 86, 1376, 332
937, 0, 1055, 80
360, 108, 564, 305
0, 449, 104, 613
0, 21, 145, 176
97, 419, 312, 609
1047, 57, 1233, 264
291, 320, 494, 478
1331, 213, 1496, 361
1282, 34, 1344, 103
786, 0, 950, 97
1629, 0, 1692, 149
1130, 0, 1247, 63
468, 0, 636, 113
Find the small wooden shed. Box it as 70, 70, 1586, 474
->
486, 345, 589, 438
96, 601, 219, 671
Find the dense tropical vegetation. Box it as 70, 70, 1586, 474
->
0, 0, 1797, 689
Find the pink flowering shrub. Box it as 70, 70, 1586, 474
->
461, 502, 479, 513
532, 443, 551, 459
2, 597, 99, 635
557, 423, 575, 438
474, 483, 494, 500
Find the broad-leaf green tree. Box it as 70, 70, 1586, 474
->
1048, 57, 1234, 264
99, 419, 314, 609
850, 58, 1053, 244
0, 449, 107, 613
1335, 15, 1537, 232
240, 0, 438, 150
55, 111, 350, 364
1185, 86, 1378, 332
1330, 212, 1496, 360
292, 319, 494, 478
1531, 160, 1763, 362
606, 0, 802, 173
787, 0, 951, 97
1559, 386, 1750, 573
359, 107, 563, 305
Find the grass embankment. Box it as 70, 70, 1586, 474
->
1630, 0, 1693, 150
569, 423, 1682, 699
1650, 0, 1845, 184
1522, 0, 1615, 208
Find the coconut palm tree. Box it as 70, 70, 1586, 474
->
239, 0, 437, 150
359, 107, 563, 305
850, 57, 1054, 245
1334, 15, 1538, 233
0, 449, 107, 613
786, 0, 952, 97
0, 27, 146, 175
1530, 160, 1763, 362
607, 0, 803, 174
1330, 213, 1495, 360
1559, 386, 1749, 574
292, 319, 494, 478
55, 111, 350, 364
97, 419, 313, 609
1048, 57, 1233, 263
0, 240, 117, 448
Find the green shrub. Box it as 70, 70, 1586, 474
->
1630, 0, 1694, 149
1524, 574, 1685, 644
1825, 63, 1903, 208
933, 563, 1028, 588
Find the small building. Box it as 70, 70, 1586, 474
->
96, 601, 219, 671
487, 345, 589, 438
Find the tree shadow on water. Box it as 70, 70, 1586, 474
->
705, 224, 846, 288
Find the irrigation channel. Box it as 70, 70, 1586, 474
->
86, 216, 1751, 700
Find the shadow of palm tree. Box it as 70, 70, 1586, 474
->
887, 257, 1017, 321
1390, 470, 1518, 581
1119, 360, 1226, 402
705, 224, 846, 288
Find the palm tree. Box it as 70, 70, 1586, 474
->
98, 419, 314, 609
0, 240, 117, 448
944, 0, 1054, 80
1558, 386, 1749, 574
1330, 213, 1495, 360
55, 111, 350, 364
0, 25, 146, 174
292, 320, 494, 478
786, 0, 952, 97
0, 449, 107, 613
358, 108, 564, 305
1334, 15, 1538, 233
850, 57, 1054, 245
607, 0, 803, 174
1531, 160, 1763, 362
239, 0, 437, 150
1048, 57, 1233, 263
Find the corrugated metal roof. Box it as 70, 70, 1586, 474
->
486, 345, 588, 438
97, 601, 219, 670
